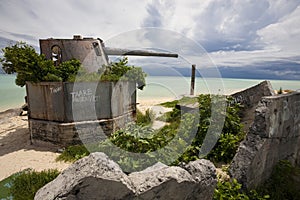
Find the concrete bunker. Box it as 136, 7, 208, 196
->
28, 35, 178, 146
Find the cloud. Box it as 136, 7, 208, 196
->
0, 0, 148, 44
142, 0, 176, 28
258, 4, 300, 52
1, 0, 300, 80
138, 0, 300, 80
142, 0, 300, 52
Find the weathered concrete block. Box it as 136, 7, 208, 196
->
129, 159, 216, 200
231, 80, 275, 109
34, 152, 135, 200
231, 80, 275, 133
230, 92, 300, 189
35, 153, 217, 200
129, 165, 195, 199
30, 113, 134, 147
183, 159, 217, 200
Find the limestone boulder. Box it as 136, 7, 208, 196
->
34, 152, 134, 200
35, 153, 217, 200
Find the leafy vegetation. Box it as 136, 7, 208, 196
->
58, 94, 245, 170
0, 42, 81, 87
91, 112, 196, 172
136, 109, 155, 126
100, 57, 147, 90
214, 179, 270, 200
0, 170, 26, 200
257, 160, 300, 200
160, 95, 245, 164
10, 169, 60, 200
64, 57, 147, 90
214, 160, 300, 200
1, 43, 147, 90
56, 145, 89, 162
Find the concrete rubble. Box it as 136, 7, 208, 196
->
35, 152, 217, 200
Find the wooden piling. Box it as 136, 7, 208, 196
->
190, 64, 196, 95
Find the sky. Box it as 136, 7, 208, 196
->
0, 0, 300, 79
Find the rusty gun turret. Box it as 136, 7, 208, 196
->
40, 35, 178, 72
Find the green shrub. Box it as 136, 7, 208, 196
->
0, 42, 81, 87
214, 160, 300, 200
214, 179, 270, 200
64, 57, 147, 90
258, 160, 300, 199
58, 95, 244, 169
136, 109, 155, 126
96, 113, 195, 172
100, 57, 147, 90
56, 145, 90, 162
161, 95, 244, 164
10, 169, 60, 200
206, 132, 242, 163
0, 170, 26, 200
1, 43, 146, 90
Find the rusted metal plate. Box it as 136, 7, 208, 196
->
26, 82, 65, 122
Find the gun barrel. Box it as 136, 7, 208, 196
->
104, 47, 178, 58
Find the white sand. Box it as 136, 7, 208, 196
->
137, 97, 174, 113
0, 110, 70, 181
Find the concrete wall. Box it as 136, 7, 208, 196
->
230, 92, 300, 189
27, 81, 136, 123
27, 81, 136, 147
29, 112, 134, 146
231, 81, 275, 109
231, 80, 275, 132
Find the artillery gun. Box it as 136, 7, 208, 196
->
40, 35, 178, 72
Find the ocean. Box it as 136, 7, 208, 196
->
0, 74, 26, 112
138, 76, 300, 100
0, 74, 299, 112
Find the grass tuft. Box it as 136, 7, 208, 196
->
10, 169, 60, 200
56, 145, 90, 162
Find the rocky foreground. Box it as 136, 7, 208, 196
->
35, 152, 217, 200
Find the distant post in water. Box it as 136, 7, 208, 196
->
190, 64, 196, 95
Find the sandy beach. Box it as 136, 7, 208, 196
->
0, 109, 70, 181
137, 97, 174, 112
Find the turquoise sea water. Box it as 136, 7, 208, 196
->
0, 74, 26, 112
0, 74, 299, 112
138, 76, 300, 100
